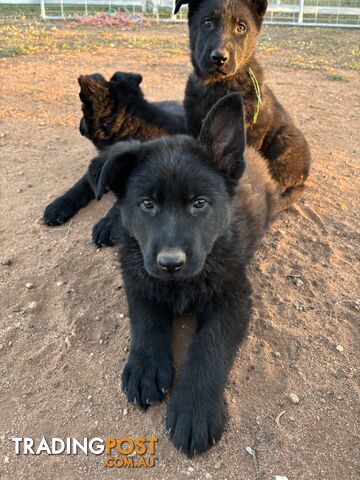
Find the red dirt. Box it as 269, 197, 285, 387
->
0, 25, 359, 480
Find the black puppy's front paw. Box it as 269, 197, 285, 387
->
92, 216, 115, 247
121, 350, 173, 408
166, 389, 224, 456
44, 197, 78, 226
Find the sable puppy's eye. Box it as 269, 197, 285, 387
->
236, 22, 246, 34
140, 199, 155, 210
203, 18, 213, 28
193, 198, 208, 209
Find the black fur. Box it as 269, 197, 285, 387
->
88, 94, 279, 456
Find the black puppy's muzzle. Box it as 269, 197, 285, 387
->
157, 249, 186, 274
211, 48, 229, 67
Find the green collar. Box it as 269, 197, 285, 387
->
247, 67, 262, 125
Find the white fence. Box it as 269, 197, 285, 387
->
1, 0, 359, 27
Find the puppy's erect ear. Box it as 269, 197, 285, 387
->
174, 0, 188, 14
78, 74, 113, 113
198, 93, 246, 183
110, 71, 143, 85
248, 0, 268, 17
78, 74, 107, 100
88, 142, 142, 200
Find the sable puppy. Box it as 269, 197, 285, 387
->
175, 0, 311, 210
79, 71, 185, 150
43, 71, 185, 244
88, 93, 279, 456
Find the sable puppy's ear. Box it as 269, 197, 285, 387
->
78, 74, 114, 114
88, 142, 142, 200
198, 93, 246, 183
78, 74, 108, 100
174, 0, 188, 14
248, 0, 268, 17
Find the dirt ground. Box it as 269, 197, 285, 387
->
0, 23, 359, 480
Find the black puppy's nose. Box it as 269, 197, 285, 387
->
211, 49, 229, 66
79, 118, 87, 136
157, 249, 186, 273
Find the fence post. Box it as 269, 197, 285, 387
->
40, 0, 46, 19
298, 0, 304, 24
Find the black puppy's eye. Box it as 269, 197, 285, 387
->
193, 198, 208, 209
236, 22, 246, 34
203, 18, 213, 28
140, 199, 155, 210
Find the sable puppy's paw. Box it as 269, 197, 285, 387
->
166, 390, 224, 456
44, 197, 78, 225
121, 351, 173, 408
92, 216, 115, 247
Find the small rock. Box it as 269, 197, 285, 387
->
123, 408, 128, 416
124, 346, 128, 352
119, 313, 125, 319
336, 345, 344, 352
289, 416, 295, 422
87, 395, 92, 400
56, 280, 65, 287
28, 301, 37, 310
274, 351, 281, 358
292, 278, 304, 287
205, 474, 212, 479
275, 476, 288, 480
25, 283, 34, 289
95, 315, 101, 321
289, 393, 300, 404
1, 257, 12, 266
64, 336, 71, 348
0, 344, 4, 351
99, 339, 103, 345
89, 352, 94, 358
4, 456, 10, 464
8, 341, 12, 347
187, 467, 195, 473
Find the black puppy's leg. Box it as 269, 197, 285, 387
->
122, 296, 173, 408
92, 202, 120, 247
44, 174, 95, 226
166, 280, 251, 456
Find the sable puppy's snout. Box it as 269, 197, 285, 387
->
157, 249, 186, 273
211, 49, 229, 66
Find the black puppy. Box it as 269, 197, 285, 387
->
175, 0, 311, 210
43, 71, 185, 244
88, 93, 279, 456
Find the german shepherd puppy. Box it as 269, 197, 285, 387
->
175, 0, 311, 209
87, 93, 279, 456
43, 71, 185, 240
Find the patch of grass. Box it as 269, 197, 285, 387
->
325, 73, 348, 81
0, 44, 27, 57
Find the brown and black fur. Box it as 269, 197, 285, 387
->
175, 0, 311, 210
43, 71, 185, 234
79, 71, 185, 150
